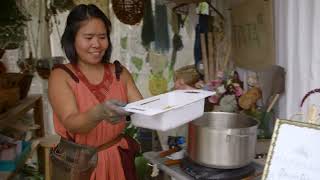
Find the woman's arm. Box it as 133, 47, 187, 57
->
121, 66, 143, 103
48, 68, 127, 134
49, 68, 103, 134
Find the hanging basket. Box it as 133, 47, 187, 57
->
174, 65, 200, 86
300, 88, 320, 108
166, 0, 205, 7
112, 0, 144, 25
0, 73, 33, 99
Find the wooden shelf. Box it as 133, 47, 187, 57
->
0, 95, 44, 180
0, 95, 44, 136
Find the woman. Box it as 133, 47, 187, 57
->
48, 4, 143, 180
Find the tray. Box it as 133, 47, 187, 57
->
125, 90, 215, 131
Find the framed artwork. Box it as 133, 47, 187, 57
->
262, 119, 320, 180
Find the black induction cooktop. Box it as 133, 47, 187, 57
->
180, 158, 256, 180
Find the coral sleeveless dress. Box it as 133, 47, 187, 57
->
53, 63, 128, 180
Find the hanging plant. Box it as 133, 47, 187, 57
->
112, 0, 144, 25
50, 0, 75, 14
0, 0, 31, 49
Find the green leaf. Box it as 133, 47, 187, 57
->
135, 155, 151, 180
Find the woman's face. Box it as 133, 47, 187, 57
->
75, 18, 108, 65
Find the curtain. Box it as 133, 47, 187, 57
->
21, 0, 55, 135
275, 0, 320, 119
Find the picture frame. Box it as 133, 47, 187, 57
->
262, 119, 320, 179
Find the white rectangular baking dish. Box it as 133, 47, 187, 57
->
124, 90, 215, 131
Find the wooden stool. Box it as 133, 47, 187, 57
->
38, 135, 60, 180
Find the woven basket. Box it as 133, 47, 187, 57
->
0, 73, 33, 99
0, 87, 20, 108
0, 73, 24, 89
112, 0, 144, 25
174, 65, 200, 86
169, 0, 205, 3
300, 88, 320, 108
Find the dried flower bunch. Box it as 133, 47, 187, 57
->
205, 71, 244, 112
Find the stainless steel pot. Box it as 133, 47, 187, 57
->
187, 112, 258, 169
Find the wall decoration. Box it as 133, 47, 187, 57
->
131, 56, 143, 71
148, 73, 168, 96
120, 36, 128, 49
148, 52, 168, 74
141, 0, 155, 50
231, 0, 274, 70
112, 0, 144, 25
154, 1, 170, 53
262, 119, 320, 179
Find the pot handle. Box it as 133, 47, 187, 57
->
226, 130, 256, 138
227, 134, 251, 138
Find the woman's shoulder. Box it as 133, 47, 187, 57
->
49, 63, 77, 83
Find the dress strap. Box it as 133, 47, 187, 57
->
114, 60, 123, 81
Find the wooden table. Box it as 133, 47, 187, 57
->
0, 95, 44, 180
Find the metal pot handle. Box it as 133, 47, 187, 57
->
227, 134, 251, 138
226, 129, 255, 137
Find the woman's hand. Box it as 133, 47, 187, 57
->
102, 100, 131, 124
89, 100, 131, 124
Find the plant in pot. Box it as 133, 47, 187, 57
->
0, 0, 33, 99
0, 0, 30, 51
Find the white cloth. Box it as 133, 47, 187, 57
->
275, 0, 320, 120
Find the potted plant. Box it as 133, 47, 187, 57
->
0, 0, 30, 50
0, 1, 34, 99
0, 0, 31, 75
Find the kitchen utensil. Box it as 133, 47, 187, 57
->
164, 159, 181, 166
257, 65, 285, 105
159, 147, 180, 158
187, 112, 258, 169
261, 66, 285, 133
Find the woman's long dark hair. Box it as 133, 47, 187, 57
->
61, 4, 112, 64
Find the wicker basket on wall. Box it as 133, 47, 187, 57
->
0, 88, 20, 111
174, 65, 200, 86
168, 0, 205, 4
0, 73, 24, 89
0, 73, 33, 100
112, 0, 144, 25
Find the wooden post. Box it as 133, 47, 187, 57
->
34, 96, 45, 174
